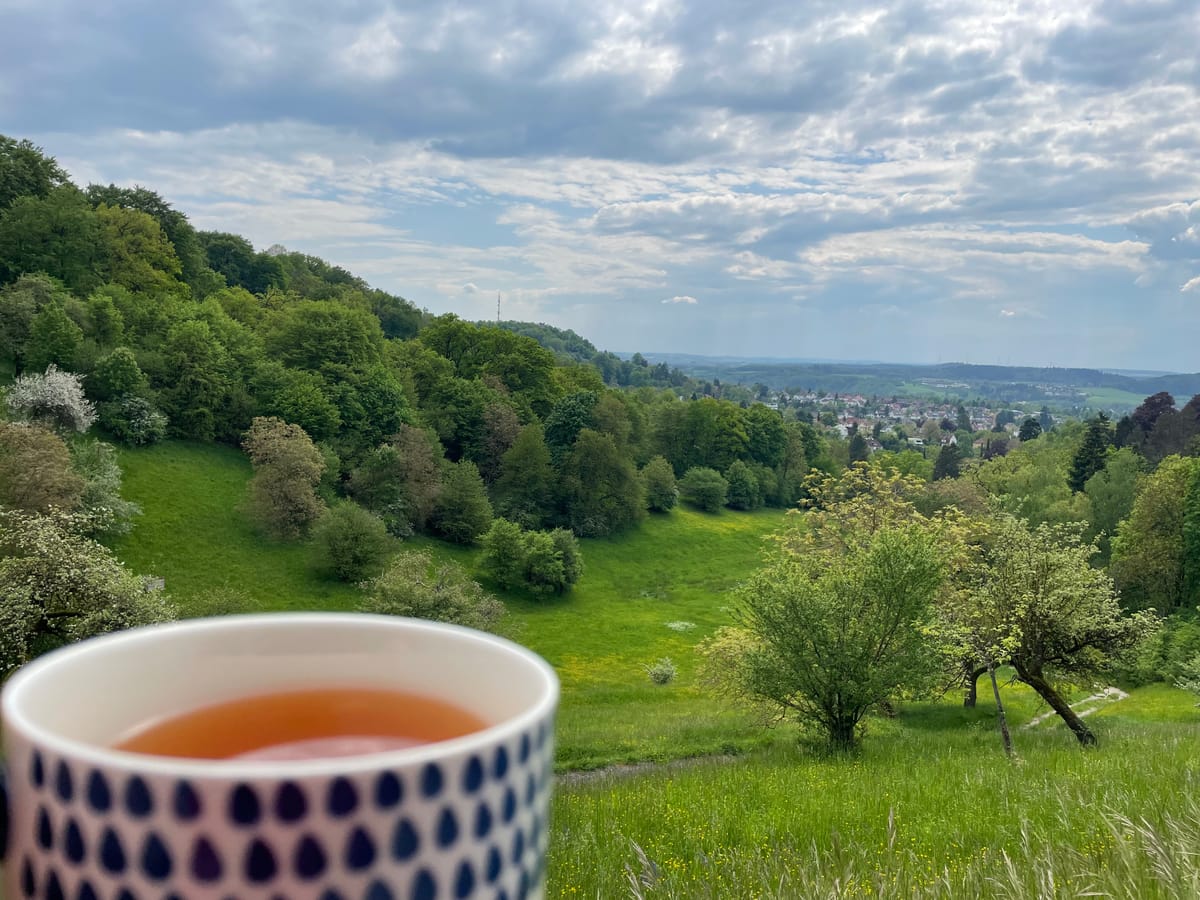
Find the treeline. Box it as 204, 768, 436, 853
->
0, 135, 834, 548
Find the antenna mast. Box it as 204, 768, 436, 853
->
497, 291, 501, 324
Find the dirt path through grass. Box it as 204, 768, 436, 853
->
1022, 686, 1129, 729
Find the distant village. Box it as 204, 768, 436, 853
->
770, 390, 1053, 457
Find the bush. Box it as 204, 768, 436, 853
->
680, 466, 728, 512
725, 460, 762, 510
641, 456, 678, 512
358, 550, 505, 632
5, 364, 96, 433
480, 519, 585, 596
644, 657, 677, 686
431, 460, 493, 544
99, 396, 168, 445
313, 502, 391, 582
242, 416, 326, 540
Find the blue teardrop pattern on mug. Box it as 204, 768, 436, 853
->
36, 805, 54, 850
99, 827, 126, 874
391, 818, 420, 861
230, 783, 262, 826
275, 780, 308, 822
474, 800, 494, 838
454, 859, 476, 899
124, 775, 154, 817
364, 879, 394, 900
462, 755, 485, 794
75, 879, 99, 900
44, 867, 66, 900
294, 832, 328, 880
141, 831, 174, 880
86, 770, 111, 813
63, 817, 87, 864
375, 771, 403, 809
420, 762, 443, 799
327, 776, 359, 817
55, 760, 74, 804
436, 806, 459, 848
245, 837, 279, 883
190, 835, 223, 882
30, 751, 45, 790
492, 745, 509, 780
411, 868, 437, 900
345, 825, 377, 870
173, 780, 202, 820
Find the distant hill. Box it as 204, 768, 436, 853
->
613, 354, 1200, 411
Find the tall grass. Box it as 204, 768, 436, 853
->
550, 703, 1200, 898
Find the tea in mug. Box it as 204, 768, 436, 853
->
114, 687, 488, 760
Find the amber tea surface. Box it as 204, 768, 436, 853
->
114, 687, 488, 760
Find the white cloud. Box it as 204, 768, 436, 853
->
662, 295, 698, 304
1000, 309, 1017, 317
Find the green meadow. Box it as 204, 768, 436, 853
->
109, 442, 1200, 898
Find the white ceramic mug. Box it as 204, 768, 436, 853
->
1, 613, 559, 899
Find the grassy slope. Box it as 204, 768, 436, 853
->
551, 684, 1200, 897
111, 441, 785, 770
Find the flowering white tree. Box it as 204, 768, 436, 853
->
0, 508, 175, 675
5, 364, 97, 433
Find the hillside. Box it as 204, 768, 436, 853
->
109, 441, 786, 770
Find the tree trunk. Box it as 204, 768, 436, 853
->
988, 664, 1014, 759
827, 717, 858, 751
964, 664, 987, 708
1016, 664, 1097, 746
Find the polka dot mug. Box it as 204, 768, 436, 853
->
1, 613, 558, 899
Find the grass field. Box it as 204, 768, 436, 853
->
107, 442, 1200, 898
110, 441, 786, 770
551, 684, 1200, 898
1083, 387, 1149, 411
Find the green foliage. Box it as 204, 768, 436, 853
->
480, 519, 584, 595
241, 416, 326, 540
479, 518, 527, 589
975, 427, 1091, 527
544, 390, 599, 461
1111, 455, 1200, 615
703, 465, 957, 749
644, 657, 677, 685
25, 301, 83, 371
954, 516, 1152, 744
0, 274, 71, 370
312, 501, 392, 582
95, 203, 183, 294
932, 443, 960, 480
0, 421, 85, 513
89, 346, 148, 402
494, 422, 553, 528
69, 439, 142, 536
714, 525, 943, 749
558, 428, 645, 536
251, 361, 341, 442
848, 430, 869, 463
1018, 416, 1043, 441
0, 135, 68, 210
724, 459, 762, 510
265, 299, 385, 373
98, 396, 168, 446
198, 231, 283, 294
358, 549, 505, 632
1068, 414, 1113, 493
431, 459, 494, 544
640, 455, 678, 512
680, 466, 728, 512
0, 185, 103, 293
0, 507, 175, 675
1084, 447, 1142, 562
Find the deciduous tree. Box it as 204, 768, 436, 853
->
242, 416, 326, 540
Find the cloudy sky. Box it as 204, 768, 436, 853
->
4, 0, 1200, 370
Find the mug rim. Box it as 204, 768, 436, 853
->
1, 612, 559, 779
